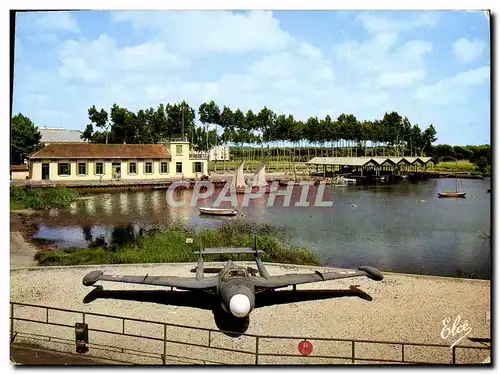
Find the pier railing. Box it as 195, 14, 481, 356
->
10, 301, 490, 365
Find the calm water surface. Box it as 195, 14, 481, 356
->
33, 178, 491, 279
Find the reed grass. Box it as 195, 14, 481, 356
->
35, 221, 320, 267
10, 186, 78, 210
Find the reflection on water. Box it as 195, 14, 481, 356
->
33, 179, 491, 279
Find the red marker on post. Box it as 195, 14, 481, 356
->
298, 340, 313, 356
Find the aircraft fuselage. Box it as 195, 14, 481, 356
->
217, 261, 256, 318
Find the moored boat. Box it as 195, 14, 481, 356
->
250, 163, 270, 193
227, 161, 248, 194
438, 192, 466, 198
198, 207, 239, 216
438, 173, 466, 198
279, 179, 301, 186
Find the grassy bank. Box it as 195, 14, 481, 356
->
34, 222, 320, 267
210, 159, 483, 173
10, 186, 78, 211
430, 160, 477, 173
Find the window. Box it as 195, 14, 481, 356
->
78, 162, 87, 175
176, 145, 183, 156
176, 162, 183, 173
129, 162, 137, 174
58, 163, 70, 176
193, 162, 203, 173
95, 162, 104, 175
145, 162, 153, 174
160, 162, 168, 174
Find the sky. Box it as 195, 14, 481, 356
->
12, 10, 491, 145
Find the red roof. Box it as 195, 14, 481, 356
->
28, 143, 171, 160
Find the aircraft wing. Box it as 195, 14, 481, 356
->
82, 270, 218, 291
250, 266, 383, 290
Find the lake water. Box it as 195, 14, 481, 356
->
33, 178, 491, 279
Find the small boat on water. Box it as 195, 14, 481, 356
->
438, 174, 466, 198
198, 207, 239, 216
438, 192, 467, 198
227, 161, 271, 194
279, 180, 301, 186
250, 163, 271, 193
226, 161, 248, 194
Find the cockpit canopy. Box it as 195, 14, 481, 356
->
222, 267, 248, 281
230, 269, 247, 277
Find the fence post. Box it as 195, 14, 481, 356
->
10, 303, 14, 344
351, 341, 355, 363
163, 324, 167, 365
255, 336, 259, 365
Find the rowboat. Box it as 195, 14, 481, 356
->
279, 180, 301, 186
198, 207, 239, 216
438, 192, 466, 198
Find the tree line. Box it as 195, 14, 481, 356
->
81, 100, 438, 157
10, 107, 490, 173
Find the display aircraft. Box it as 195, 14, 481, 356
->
82, 242, 383, 334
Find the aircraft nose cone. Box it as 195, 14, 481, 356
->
229, 294, 251, 317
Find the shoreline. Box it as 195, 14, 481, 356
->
10, 210, 491, 281
10, 170, 489, 190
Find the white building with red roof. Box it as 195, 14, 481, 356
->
27, 139, 207, 182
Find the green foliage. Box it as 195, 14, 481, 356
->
10, 186, 78, 210
432, 160, 476, 172
81, 124, 94, 142
428, 144, 491, 172
83, 101, 442, 158
35, 222, 320, 267
80, 101, 488, 169
11, 113, 42, 164
475, 156, 489, 172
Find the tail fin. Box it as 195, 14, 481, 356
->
253, 236, 270, 279
196, 252, 204, 280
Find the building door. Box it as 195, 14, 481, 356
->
112, 163, 121, 180
41, 163, 50, 180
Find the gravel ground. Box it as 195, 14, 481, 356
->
10, 263, 491, 365
10, 232, 37, 268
